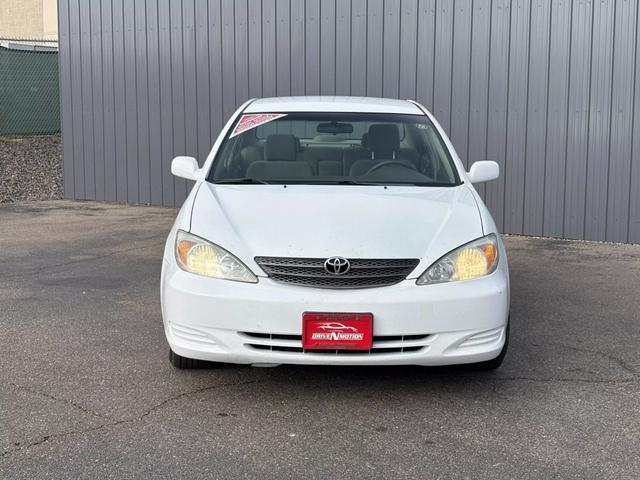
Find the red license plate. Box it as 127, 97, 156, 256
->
302, 312, 373, 350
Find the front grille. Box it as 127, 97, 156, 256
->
254, 257, 420, 289
241, 331, 432, 355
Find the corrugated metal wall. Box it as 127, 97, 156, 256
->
59, 0, 640, 243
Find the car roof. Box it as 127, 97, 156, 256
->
243, 96, 424, 115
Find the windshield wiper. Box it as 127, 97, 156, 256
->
334, 180, 382, 186
214, 178, 271, 185
333, 180, 455, 187
409, 181, 457, 187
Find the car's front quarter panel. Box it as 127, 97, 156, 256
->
466, 184, 510, 297
162, 182, 202, 263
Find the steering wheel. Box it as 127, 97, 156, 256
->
365, 160, 418, 176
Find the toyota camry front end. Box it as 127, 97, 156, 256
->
160, 96, 510, 369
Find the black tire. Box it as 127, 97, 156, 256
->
169, 348, 209, 369
465, 320, 510, 371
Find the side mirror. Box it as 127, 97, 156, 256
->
171, 156, 200, 180
467, 161, 499, 183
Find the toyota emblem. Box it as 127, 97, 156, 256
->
324, 256, 350, 275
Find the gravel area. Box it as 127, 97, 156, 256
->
0, 135, 62, 203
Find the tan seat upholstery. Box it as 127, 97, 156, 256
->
246, 134, 312, 179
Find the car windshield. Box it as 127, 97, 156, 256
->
207, 112, 461, 186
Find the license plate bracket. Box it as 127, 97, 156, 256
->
302, 312, 373, 350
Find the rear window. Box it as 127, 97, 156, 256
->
207, 112, 460, 187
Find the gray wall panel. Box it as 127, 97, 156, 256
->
146, 0, 162, 205
467, 0, 491, 200
450, 0, 472, 169
90, 0, 105, 201
80, 0, 95, 201
248, 0, 263, 98
290, 0, 305, 95
112, 0, 127, 203
319, 0, 335, 94
503, 0, 529, 234
58, 0, 74, 199
631, 3, 640, 244
261, 0, 276, 97
158, 0, 174, 206
350, 0, 367, 97
366, 0, 383, 97
485, 0, 510, 232
234, 0, 250, 102
135, 0, 150, 203
304, 0, 320, 95
123, 0, 138, 203
522, 0, 550, 236
382, 0, 400, 98
101, 0, 116, 202
433, 0, 453, 133
59, 0, 640, 243
542, 0, 570, 238
585, 0, 615, 241
564, 0, 592, 239
334, 0, 351, 95
195, 0, 211, 163
415, 0, 436, 111
68, 0, 84, 199
169, 0, 187, 205
275, 0, 290, 96
182, 0, 199, 176
606, 0, 637, 243
221, 0, 236, 117
209, 1, 224, 135
398, 0, 418, 101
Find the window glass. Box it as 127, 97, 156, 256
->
208, 112, 460, 186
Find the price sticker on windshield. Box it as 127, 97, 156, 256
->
229, 113, 288, 138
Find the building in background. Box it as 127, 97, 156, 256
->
0, 0, 59, 135
0, 0, 58, 41
56, 0, 640, 244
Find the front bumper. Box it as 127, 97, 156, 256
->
161, 259, 509, 366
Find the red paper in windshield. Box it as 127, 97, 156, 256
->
229, 113, 287, 138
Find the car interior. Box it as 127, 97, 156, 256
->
211, 118, 459, 185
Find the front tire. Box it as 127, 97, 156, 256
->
169, 348, 209, 369
466, 320, 510, 371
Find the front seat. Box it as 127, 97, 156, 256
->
349, 124, 413, 176
246, 134, 312, 179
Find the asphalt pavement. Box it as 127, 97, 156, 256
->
1, 200, 639, 479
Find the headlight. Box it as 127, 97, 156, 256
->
416, 234, 499, 285
175, 230, 258, 283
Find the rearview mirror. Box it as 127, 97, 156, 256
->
467, 161, 499, 183
317, 122, 354, 134
171, 156, 199, 180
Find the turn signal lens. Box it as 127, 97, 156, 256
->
175, 230, 258, 283
416, 234, 499, 285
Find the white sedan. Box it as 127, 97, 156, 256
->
161, 96, 510, 370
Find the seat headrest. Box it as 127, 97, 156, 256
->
368, 124, 400, 159
265, 134, 299, 162
240, 145, 263, 165
361, 132, 369, 148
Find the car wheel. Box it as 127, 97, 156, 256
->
466, 320, 510, 371
169, 348, 209, 369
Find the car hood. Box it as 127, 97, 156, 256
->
190, 183, 484, 277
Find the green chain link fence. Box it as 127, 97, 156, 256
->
0, 39, 59, 136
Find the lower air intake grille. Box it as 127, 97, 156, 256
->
241, 332, 431, 355
254, 257, 420, 289
248, 344, 424, 355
